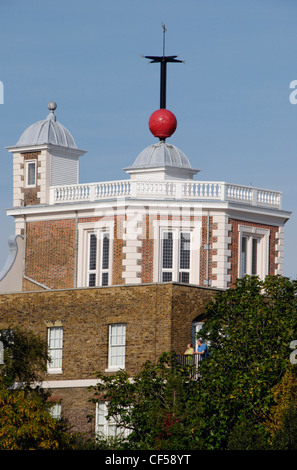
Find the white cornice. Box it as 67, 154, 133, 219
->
6, 143, 87, 157
6, 199, 291, 223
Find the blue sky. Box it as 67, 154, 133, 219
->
0, 0, 297, 278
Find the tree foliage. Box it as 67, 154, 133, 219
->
90, 275, 297, 450
0, 326, 50, 388
0, 326, 74, 450
90, 352, 202, 450
194, 275, 297, 448
0, 387, 74, 450
264, 365, 297, 449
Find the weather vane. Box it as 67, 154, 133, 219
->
145, 24, 183, 109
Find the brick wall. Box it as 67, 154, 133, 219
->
140, 213, 154, 284
199, 215, 217, 286
25, 219, 76, 290
22, 152, 41, 206
0, 283, 219, 435
112, 214, 125, 285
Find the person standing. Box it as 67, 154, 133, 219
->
195, 338, 208, 361
183, 343, 195, 365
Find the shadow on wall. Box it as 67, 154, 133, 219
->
0, 235, 24, 294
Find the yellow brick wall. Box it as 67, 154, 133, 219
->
0, 283, 219, 435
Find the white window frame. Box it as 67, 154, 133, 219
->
25, 160, 37, 188
238, 225, 270, 280
160, 228, 192, 284
86, 230, 111, 287
47, 327, 63, 374
77, 222, 114, 288
50, 403, 62, 420
179, 231, 191, 283
106, 323, 126, 372
152, 219, 201, 285
95, 401, 130, 439
160, 230, 176, 282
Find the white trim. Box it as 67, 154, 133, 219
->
47, 326, 63, 374
40, 379, 100, 389
6, 198, 291, 221
275, 225, 285, 275
108, 323, 126, 370
47, 368, 63, 375
153, 218, 201, 284
238, 225, 270, 279
212, 213, 232, 289
77, 221, 114, 288
25, 160, 37, 188
122, 211, 143, 284
95, 401, 130, 439
7, 143, 86, 157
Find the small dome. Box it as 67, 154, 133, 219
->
15, 102, 77, 149
129, 140, 192, 169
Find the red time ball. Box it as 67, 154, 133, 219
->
148, 109, 177, 139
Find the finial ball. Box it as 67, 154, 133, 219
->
48, 102, 57, 112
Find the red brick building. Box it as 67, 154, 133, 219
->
0, 100, 290, 294
0, 97, 291, 437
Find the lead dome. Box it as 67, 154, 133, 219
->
129, 140, 192, 169
124, 140, 199, 180
15, 102, 77, 149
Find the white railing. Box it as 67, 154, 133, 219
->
49, 180, 282, 209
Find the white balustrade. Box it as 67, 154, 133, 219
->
49, 179, 282, 209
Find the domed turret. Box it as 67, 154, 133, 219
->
124, 140, 199, 181
131, 141, 191, 169
16, 102, 77, 149
6, 102, 86, 207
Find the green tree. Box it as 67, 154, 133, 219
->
0, 326, 50, 388
271, 405, 297, 450
265, 366, 297, 449
194, 275, 297, 449
0, 326, 74, 450
90, 352, 201, 450
0, 387, 74, 450
89, 275, 297, 450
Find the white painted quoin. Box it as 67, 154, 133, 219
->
0, 102, 291, 293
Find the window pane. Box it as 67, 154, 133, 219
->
96, 402, 127, 438
179, 272, 189, 283
89, 234, 97, 271
162, 232, 173, 269
252, 238, 258, 275
102, 272, 108, 286
89, 273, 96, 287
241, 236, 247, 277
162, 272, 172, 282
180, 232, 190, 269
109, 324, 126, 368
50, 403, 62, 420
27, 162, 36, 186
102, 233, 109, 270
48, 327, 63, 369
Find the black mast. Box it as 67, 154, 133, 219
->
145, 24, 183, 109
